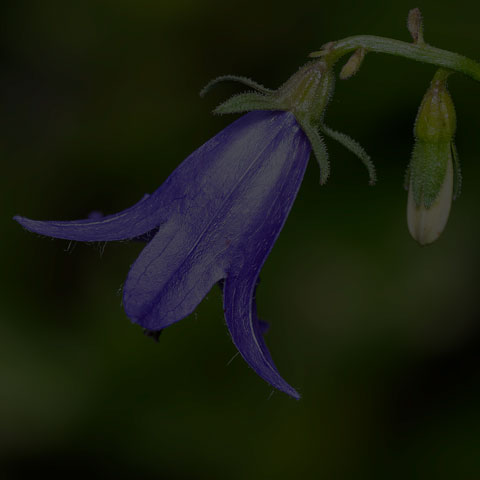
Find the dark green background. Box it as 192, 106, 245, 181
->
2, 1, 480, 478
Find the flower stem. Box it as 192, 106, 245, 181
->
310, 35, 480, 82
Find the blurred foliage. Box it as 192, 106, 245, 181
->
2, 0, 480, 478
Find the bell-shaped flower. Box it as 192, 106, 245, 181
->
14, 59, 376, 398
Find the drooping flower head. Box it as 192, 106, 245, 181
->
14, 56, 375, 398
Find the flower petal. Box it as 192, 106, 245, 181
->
221, 128, 310, 399
223, 273, 300, 399
123, 217, 226, 328
13, 193, 168, 241
14, 111, 290, 242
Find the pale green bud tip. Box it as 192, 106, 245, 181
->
407, 154, 453, 245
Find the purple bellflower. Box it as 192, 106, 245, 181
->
14, 59, 375, 398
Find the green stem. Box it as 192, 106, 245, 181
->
310, 35, 480, 82
432, 68, 452, 83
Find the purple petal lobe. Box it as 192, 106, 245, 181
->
14, 111, 302, 242
13, 193, 167, 241
123, 110, 310, 397
223, 273, 300, 399
221, 118, 310, 398
123, 218, 226, 327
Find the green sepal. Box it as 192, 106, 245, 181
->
213, 92, 283, 115
297, 120, 330, 184
451, 142, 462, 200
320, 123, 376, 185
200, 75, 273, 98
410, 139, 450, 208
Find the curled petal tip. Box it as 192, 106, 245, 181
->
224, 272, 301, 399
13, 193, 168, 242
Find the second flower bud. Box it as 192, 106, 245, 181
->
406, 69, 461, 245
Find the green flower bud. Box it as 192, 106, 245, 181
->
340, 48, 366, 80
406, 69, 461, 245
407, 8, 425, 45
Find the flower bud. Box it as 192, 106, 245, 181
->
340, 48, 366, 80
406, 69, 460, 245
407, 8, 424, 45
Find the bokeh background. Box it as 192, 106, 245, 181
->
2, 0, 480, 478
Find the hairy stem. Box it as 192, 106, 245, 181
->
310, 35, 480, 82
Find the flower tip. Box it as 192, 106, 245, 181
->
279, 384, 301, 400
407, 158, 453, 246
407, 8, 424, 45
13, 215, 28, 229
407, 209, 443, 246
290, 389, 301, 400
